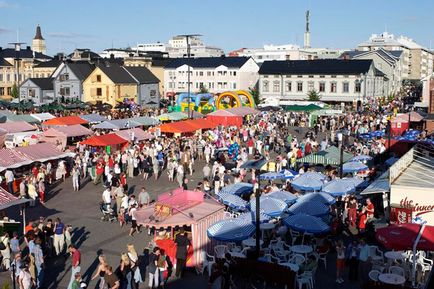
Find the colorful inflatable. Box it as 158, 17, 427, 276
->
228, 141, 240, 161
175, 93, 215, 114
215, 90, 255, 110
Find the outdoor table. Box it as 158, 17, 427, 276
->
279, 262, 299, 272
385, 251, 406, 266
378, 273, 405, 285
242, 238, 264, 248
230, 252, 247, 258
291, 245, 313, 257
260, 222, 276, 240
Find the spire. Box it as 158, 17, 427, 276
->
34, 25, 44, 40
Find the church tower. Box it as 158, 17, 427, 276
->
32, 25, 46, 54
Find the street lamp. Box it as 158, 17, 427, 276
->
337, 131, 344, 178
175, 34, 201, 119
9, 42, 25, 101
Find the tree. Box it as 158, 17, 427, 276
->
249, 87, 261, 105
11, 84, 19, 99
307, 90, 321, 101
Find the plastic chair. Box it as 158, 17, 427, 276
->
289, 254, 306, 265
296, 274, 312, 289
369, 245, 384, 264
371, 265, 385, 273
298, 270, 314, 289
389, 266, 405, 278
318, 248, 329, 269
302, 232, 313, 245
214, 245, 228, 259
290, 229, 301, 245
263, 253, 280, 263
369, 269, 381, 282
200, 251, 215, 276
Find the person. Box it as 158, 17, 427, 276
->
18, 263, 34, 289
157, 249, 168, 288
114, 183, 125, 214
71, 272, 82, 289
5, 169, 15, 194
72, 166, 80, 191
138, 187, 150, 207
346, 240, 359, 281
128, 203, 139, 236
38, 178, 45, 204
68, 245, 81, 289
0, 233, 11, 270
358, 239, 371, 286
53, 218, 65, 255
174, 227, 190, 278
91, 254, 107, 289
31, 238, 44, 288
65, 225, 73, 249
299, 255, 318, 273
10, 231, 20, 255
148, 247, 160, 288
335, 240, 346, 284
358, 208, 367, 235
119, 253, 132, 289
365, 198, 375, 220
104, 265, 120, 289
94, 161, 104, 185
102, 186, 112, 212
127, 244, 141, 288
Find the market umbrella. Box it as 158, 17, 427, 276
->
291, 172, 325, 191
322, 178, 364, 197
283, 213, 330, 234
369, 130, 385, 138
237, 211, 271, 223
376, 223, 434, 251
249, 196, 288, 218
267, 190, 298, 204
216, 191, 248, 211
297, 192, 336, 205
288, 199, 330, 217
218, 182, 253, 196
350, 155, 373, 162
259, 169, 298, 180
207, 218, 256, 242
343, 161, 368, 173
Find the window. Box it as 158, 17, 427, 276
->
330, 82, 337, 93
297, 75, 303, 78
60, 87, 71, 96
6, 74, 10, 82
96, 88, 102, 96
150, 90, 156, 96
0, 74, 2, 81
60, 73, 69, 81
285, 81, 292, 92
7, 87, 11, 95
232, 83, 236, 89
308, 81, 314, 92
207, 71, 211, 76
273, 80, 280, 93
355, 81, 362, 93
96, 75, 102, 82
319, 82, 325, 92
0, 87, 4, 95
262, 80, 269, 92
319, 75, 325, 78
343, 82, 349, 93
308, 75, 314, 78
233, 71, 237, 76
199, 71, 203, 76
28, 89, 36, 97
297, 82, 303, 92
331, 75, 337, 78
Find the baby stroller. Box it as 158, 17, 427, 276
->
100, 202, 116, 222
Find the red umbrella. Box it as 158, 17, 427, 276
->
376, 223, 434, 251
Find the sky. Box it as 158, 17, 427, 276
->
1, 0, 434, 56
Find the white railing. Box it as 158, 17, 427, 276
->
390, 147, 414, 184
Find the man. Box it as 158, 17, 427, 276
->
138, 187, 150, 207
31, 238, 44, 288
5, 169, 15, 194
358, 239, 371, 286
128, 203, 139, 236
175, 226, 190, 278
202, 164, 211, 179
104, 265, 120, 289
365, 198, 375, 221
94, 161, 104, 185
53, 218, 65, 255
114, 183, 125, 214
102, 186, 112, 212
68, 245, 81, 289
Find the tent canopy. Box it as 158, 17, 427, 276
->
44, 116, 88, 126
115, 128, 154, 142
3, 114, 39, 124
361, 170, 390, 195
81, 133, 128, 147
0, 187, 29, 210
80, 113, 107, 123
93, 119, 142, 130
158, 112, 188, 121
376, 223, 434, 251
284, 104, 322, 112
0, 121, 36, 133
131, 116, 159, 126
30, 113, 55, 122
224, 107, 260, 116
297, 146, 353, 165
42, 125, 92, 138
159, 118, 216, 134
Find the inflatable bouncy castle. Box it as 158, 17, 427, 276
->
215, 90, 255, 110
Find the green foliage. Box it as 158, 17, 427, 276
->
307, 90, 321, 101
387, 93, 395, 102
11, 84, 19, 99
249, 87, 261, 105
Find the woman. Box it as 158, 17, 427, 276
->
72, 166, 80, 191
27, 179, 38, 205
0, 233, 11, 270
335, 240, 346, 284
157, 249, 169, 287
38, 178, 45, 204
19, 263, 34, 289
91, 254, 107, 289
152, 156, 159, 180
148, 247, 160, 289
176, 165, 184, 188
127, 244, 141, 288
119, 253, 132, 289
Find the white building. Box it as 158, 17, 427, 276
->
258, 59, 388, 104
357, 32, 434, 80
131, 42, 167, 53
164, 56, 259, 94
19, 77, 54, 105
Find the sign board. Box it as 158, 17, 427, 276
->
391, 186, 434, 225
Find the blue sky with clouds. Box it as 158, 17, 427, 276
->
1, 0, 433, 56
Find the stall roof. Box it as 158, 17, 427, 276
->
130, 116, 159, 126
30, 113, 55, 122
79, 113, 107, 123
44, 116, 88, 126
158, 112, 188, 121
42, 125, 92, 138
297, 146, 353, 165
0, 187, 29, 211
224, 107, 260, 116
159, 119, 215, 134
81, 133, 128, 146
0, 121, 36, 133
92, 119, 142, 130
115, 128, 155, 141
207, 110, 237, 117
360, 170, 390, 195
3, 114, 39, 124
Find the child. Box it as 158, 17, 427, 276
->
118, 208, 126, 227
38, 178, 45, 204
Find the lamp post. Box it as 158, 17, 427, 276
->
9, 42, 25, 101
175, 34, 201, 119
337, 132, 344, 178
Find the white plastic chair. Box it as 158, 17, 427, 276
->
289, 254, 306, 265
371, 265, 385, 273
318, 248, 329, 269
290, 229, 301, 245
214, 245, 228, 259
369, 269, 381, 282
263, 253, 280, 263
298, 270, 314, 289
200, 251, 215, 277
296, 274, 312, 289
389, 266, 405, 278
369, 245, 384, 263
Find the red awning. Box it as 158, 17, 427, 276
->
81, 133, 128, 146
376, 223, 434, 251
43, 116, 88, 126
0, 187, 29, 210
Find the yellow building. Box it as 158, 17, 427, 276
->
82, 64, 138, 106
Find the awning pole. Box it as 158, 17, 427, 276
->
22, 206, 26, 235
412, 223, 426, 287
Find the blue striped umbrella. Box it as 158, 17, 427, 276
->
237, 211, 271, 223
216, 191, 248, 211
219, 182, 254, 196
250, 196, 288, 218
283, 213, 330, 234
291, 172, 325, 191
259, 169, 298, 180
288, 199, 330, 217
369, 130, 385, 138
297, 192, 336, 205
350, 155, 373, 162
267, 190, 298, 204
322, 178, 364, 197
343, 161, 368, 173
207, 218, 256, 242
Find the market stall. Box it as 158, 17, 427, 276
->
206, 110, 243, 127
40, 124, 92, 148
43, 116, 88, 126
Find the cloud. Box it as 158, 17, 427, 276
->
0, 1, 17, 8
0, 27, 11, 34
47, 32, 95, 39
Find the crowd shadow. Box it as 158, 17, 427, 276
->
72, 226, 90, 249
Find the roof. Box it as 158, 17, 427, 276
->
81, 133, 128, 146
0, 187, 29, 210
66, 62, 95, 80
297, 145, 353, 165
124, 66, 159, 84
0, 47, 51, 60
27, 78, 54, 90
43, 116, 88, 126
34, 57, 62, 68
92, 119, 142, 130
30, 113, 55, 122
0, 114, 39, 124
224, 107, 260, 116
151, 58, 172, 67
0, 121, 36, 133
43, 124, 92, 138
68, 49, 101, 60
259, 59, 373, 75
165, 56, 251, 69
97, 64, 136, 84
79, 113, 107, 123
34, 25, 44, 40
115, 128, 154, 141
0, 57, 12, 67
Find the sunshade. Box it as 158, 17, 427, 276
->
216, 191, 248, 211
376, 223, 434, 251
297, 146, 353, 165
283, 213, 330, 234
249, 196, 288, 218
0, 121, 36, 133
158, 112, 188, 121
131, 116, 159, 126
224, 107, 260, 116
322, 178, 364, 197
93, 119, 142, 130
259, 169, 298, 180
79, 113, 107, 123
44, 116, 88, 126
267, 190, 298, 204
81, 133, 128, 146
30, 113, 55, 122
218, 182, 253, 196
350, 155, 373, 162
343, 161, 368, 173
361, 170, 389, 195
43, 125, 92, 137
291, 172, 325, 191
115, 128, 154, 141
297, 192, 336, 205
207, 218, 255, 242
237, 211, 271, 223
288, 199, 330, 217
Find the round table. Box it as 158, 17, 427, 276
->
242, 238, 264, 248
385, 251, 405, 260
378, 273, 405, 285
279, 262, 299, 272
291, 245, 313, 256
260, 223, 276, 230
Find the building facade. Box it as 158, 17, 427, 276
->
164, 57, 259, 95
124, 66, 160, 108
258, 59, 387, 104
19, 78, 54, 105
52, 62, 95, 102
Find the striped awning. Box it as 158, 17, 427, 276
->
216, 191, 248, 211
283, 213, 330, 234
297, 146, 353, 165
249, 196, 288, 218
288, 199, 330, 217
207, 218, 255, 242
